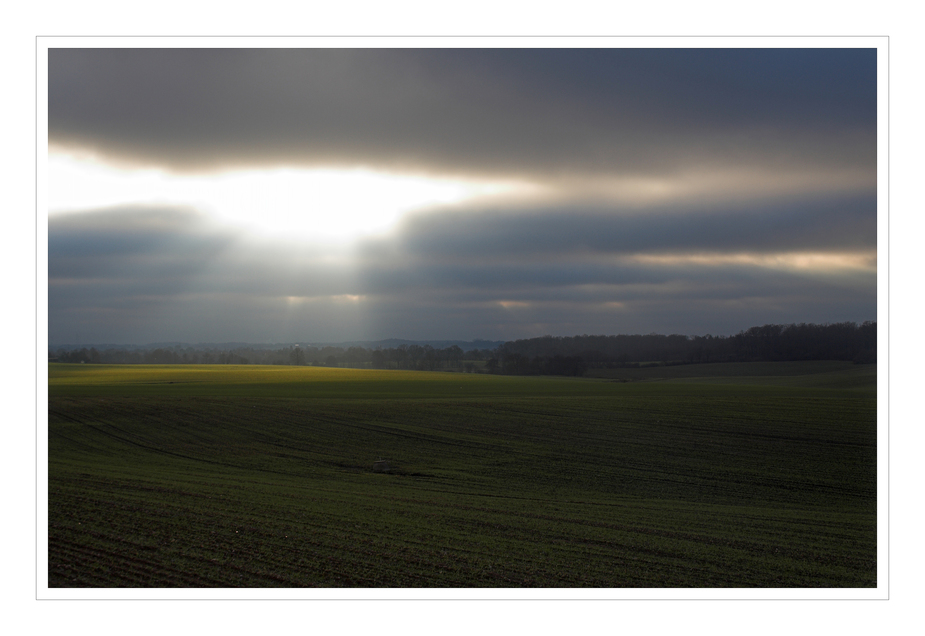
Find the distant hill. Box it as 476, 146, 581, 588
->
49, 339, 505, 353
326, 339, 504, 351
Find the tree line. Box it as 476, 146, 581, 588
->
50, 321, 876, 376
495, 321, 877, 371
49, 343, 491, 371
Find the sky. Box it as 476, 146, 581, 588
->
46, 46, 879, 345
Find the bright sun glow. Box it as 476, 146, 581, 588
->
48, 153, 535, 242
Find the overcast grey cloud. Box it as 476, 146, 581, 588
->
386, 195, 876, 258
47, 46, 878, 345
48, 48, 875, 181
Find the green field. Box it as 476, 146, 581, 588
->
47, 362, 877, 587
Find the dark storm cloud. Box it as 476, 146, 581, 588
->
48, 196, 876, 344
433, 48, 876, 128
48, 206, 369, 343
48, 48, 876, 179
349, 275, 876, 342
350, 250, 874, 324
356, 256, 873, 303
367, 194, 876, 265
48, 207, 359, 298
346, 191, 876, 338
48, 206, 234, 280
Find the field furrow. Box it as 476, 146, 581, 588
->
48, 362, 877, 587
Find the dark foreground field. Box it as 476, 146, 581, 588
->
47, 361, 877, 587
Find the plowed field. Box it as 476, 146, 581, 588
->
47, 362, 877, 587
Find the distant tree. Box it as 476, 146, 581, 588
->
407, 344, 424, 370
501, 353, 530, 375
444, 345, 464, 369
394, 345, 408, 369
289, 347, 305, 366
345, 346, 369, 367
422, 345, 437, 371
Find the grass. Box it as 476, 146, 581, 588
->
47, 361, 877, 587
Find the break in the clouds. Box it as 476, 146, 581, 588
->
47, 46, 877, 345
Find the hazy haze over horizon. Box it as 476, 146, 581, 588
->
47, 46, 877, 345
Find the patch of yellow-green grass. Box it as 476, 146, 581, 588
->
48, 363, 608, 399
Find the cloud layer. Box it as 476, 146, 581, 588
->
47, 47, 878, 344
49, 49, 875, 182
49, 197, 876, 343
